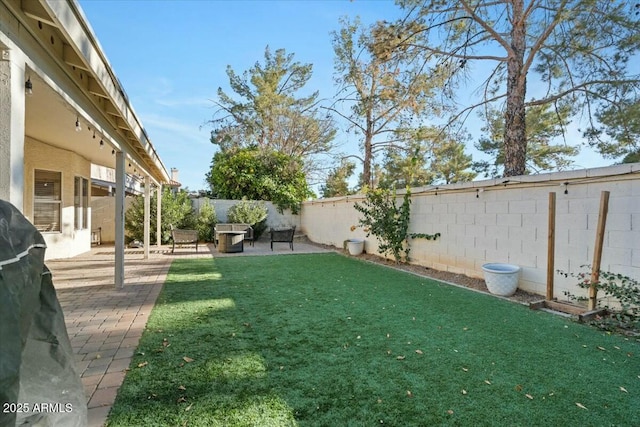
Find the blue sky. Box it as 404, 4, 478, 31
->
79, 0, 611, 191
79, 0, 406, 191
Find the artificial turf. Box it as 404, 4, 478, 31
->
106, 253, 639, 426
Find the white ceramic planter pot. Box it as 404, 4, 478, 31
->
482, 263, 521, 296
347, 239, 365, 255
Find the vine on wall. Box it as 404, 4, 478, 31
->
353, 187, 440, 263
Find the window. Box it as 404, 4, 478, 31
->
74, 176, 89, 230
34, 169, 61, 232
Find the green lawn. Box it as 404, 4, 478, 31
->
106, 253, 639, 426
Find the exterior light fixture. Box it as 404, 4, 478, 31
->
99, 139, 104, 149
25, 78, 33, 96
111, 149, 116, 156
75, 117, 81, 132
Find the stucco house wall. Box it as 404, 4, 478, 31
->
24, 137, 91, 259
91, 196, 134, 244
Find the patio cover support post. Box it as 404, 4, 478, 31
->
0, 51, 25, 211
143, 175, 150, 259
114, 151, 126, 288
156, 184, 162, 247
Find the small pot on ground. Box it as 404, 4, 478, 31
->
347, 239, 365, 255
482, 263, 521, 296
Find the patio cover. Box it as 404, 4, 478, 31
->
0, 200, 86, 426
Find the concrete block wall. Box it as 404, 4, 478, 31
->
301, 163, 640, 301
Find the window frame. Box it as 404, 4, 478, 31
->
33, 169, 62, 233
74, 176, 89, 230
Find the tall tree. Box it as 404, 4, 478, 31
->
391, 0, 640, 176
474, 103, 579, 177
320, 160, 356, 198
431, 138, 477, 184
209, 46, 336, 177
330, 17, 447, 188
206, 147, 311, 214
379, 141, 434, 189
584, 96, 640, 163
379, 127, 476, 188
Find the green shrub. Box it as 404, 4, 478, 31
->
353, 187, 440, 263
125, 188, 195, 244
354, 187, 412, 263
206, 148, 312, 213
195, 199, 217, 242
227, 199, 268, 240
562, 266, 640, 334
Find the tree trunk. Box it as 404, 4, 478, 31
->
363, 133, 373, 188
503, 0, 527, 177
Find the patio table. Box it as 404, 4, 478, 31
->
217, 230, 246, 253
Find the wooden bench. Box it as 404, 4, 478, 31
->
214, 223, 254, 247
270, 226, 296, 251
170, 226, 198, 253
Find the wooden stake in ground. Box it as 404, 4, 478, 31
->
589, 191, 610, 310
547, 192, 556, 301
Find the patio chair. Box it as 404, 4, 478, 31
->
270, 225, 296, 251
170, 225, 198, 253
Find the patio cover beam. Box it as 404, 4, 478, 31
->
144, 175, 150, 260
115, 151, 125, 288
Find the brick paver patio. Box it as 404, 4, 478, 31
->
48, 239, 330, 426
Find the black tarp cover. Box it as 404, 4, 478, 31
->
0, 200, 87, 426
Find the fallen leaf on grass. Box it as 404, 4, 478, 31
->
185, 403, 193, 411
137, 361, 148, 368
515, 384, 523, 392
397, 355, 406, 360
183, 356, 194, 363
415, 349, 423, 355
177, 396, 187, 403
447, 410, 454, 415
484, 380, 492, 385
461, 389, 467, 395
525, 394, 534, 400
406, 390, 413, 398
620, 387, 628, 393
597, 346, 606, 351
462, 367, 469, 372
576, 402, 588, 410
178, 385, 186, 391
